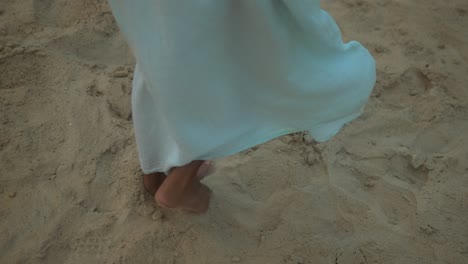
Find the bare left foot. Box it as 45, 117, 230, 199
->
143, 172, 167, 195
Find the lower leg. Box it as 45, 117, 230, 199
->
143, 172, 167, 195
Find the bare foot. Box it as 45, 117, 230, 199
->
142, 161, 211, 195
172, 181, 212, 213
143, 172, 167, 195
155, 160, 212, 213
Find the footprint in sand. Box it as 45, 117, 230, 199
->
333, 147, 419, 226
105, 68, 133, 120
70, 233, 111, 262
82, 147, 121, 212
83, 149, 116, 210
373, 180, 417, 226
388, 153, 429, 188
382, 67, 432, 106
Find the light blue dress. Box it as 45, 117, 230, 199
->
108, 0, 376, 174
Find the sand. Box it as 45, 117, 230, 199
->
1, 0, 467, 263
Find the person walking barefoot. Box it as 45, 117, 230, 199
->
108, 0, 376, 213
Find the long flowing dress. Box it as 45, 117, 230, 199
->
108, 0, 376, 174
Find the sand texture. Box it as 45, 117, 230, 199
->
1, 0, 467, 263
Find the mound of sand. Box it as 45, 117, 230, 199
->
1, 0, 467, 263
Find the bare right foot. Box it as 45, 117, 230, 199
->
155, 160, 212, 213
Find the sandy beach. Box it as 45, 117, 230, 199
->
1, 0, 467, 263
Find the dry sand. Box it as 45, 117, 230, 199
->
1, 0, 468, 263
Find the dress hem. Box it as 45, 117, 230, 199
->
140, 111, 362, 175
